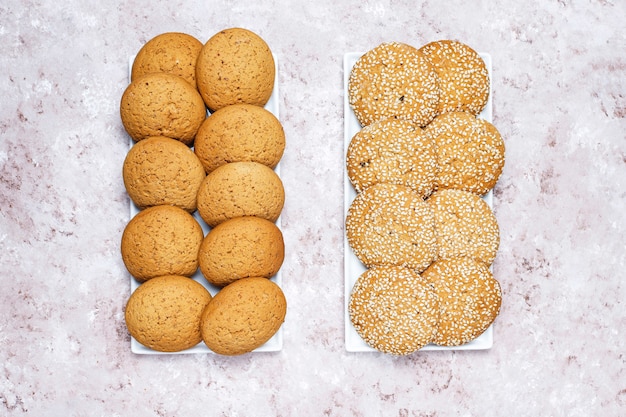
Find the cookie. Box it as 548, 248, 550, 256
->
427, 189, 500, 266
346, 117, 437, 198
121, 205, 204, 281
200, 277, 287, 355
348, 265, 439, 355
120, 72, 206, 145
122, 136, 206, 212
194, 104, 285, 174
424, 111, 505, 195
198, 216, 284, 287
131, 32, 203, 88
196, 161, 284, 228
125, 275, 212, 352
345, 183, 437, 272
421, 257, 502, 346
196, 28, 275, 112
348, 42, 440, 127
419, 40, 489, 116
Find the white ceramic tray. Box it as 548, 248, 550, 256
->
127, 56, 283, 354
343, 51, 495, 352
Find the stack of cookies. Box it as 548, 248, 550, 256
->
346, 40, 505, 355
119, 29, 287, 355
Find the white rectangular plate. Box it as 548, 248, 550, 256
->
128, 56, 283, 354
343, 51, 494, 352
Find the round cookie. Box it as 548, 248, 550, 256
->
421, 257, 502, 346
125, 275, 212, 352
345, 183, 437, 272
196, 161, 284, 228
123, 136, 206, 212
419, 40, 489, 116
427, 189, 500, 266
121, 205, 204, 281
194, 104, 285, 174
348, 42, 440, 127
346, 117, 437, 198
120, 72, 206, 145
425, 111, 505, 195
198, 216, 285, 287
196, 28, 275, 112
131, 32, 203, 88
348, 265, 439, 355
201, 277, 287, 355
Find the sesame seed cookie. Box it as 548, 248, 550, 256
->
201, 277, 287, 355
419, 40, 489, 116
131, 32, 203, 88
123, 136, 206, 212
427, 189, 500, 266
198, 216, 285, 287
125, 275, 212, 352
120, 72, 207, 145
348, 42, 440, 127
346, 117, 437, 198
345, 183, 437, 272
196, 28, 275, 112
424, 111, 505, 196
348, 265, 439, 355
121, 205, 204, 281
421, 257, 502, 346
196, 161, 284, 228
194, 104, 285, 174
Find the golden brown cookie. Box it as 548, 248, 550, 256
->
427, 189, 500, 266
348, 265, 439, 355
345, 183, 437, 272
123, 136, 206, 212
121, 205, 204, 281
196, 161, 284, 228
419, 40, 489, 116
346, 118, 437, 198
194, 104, 285, 174
196, 28, 275, 112
125, 275, 212, 352
348, 42, 440, 127
198, 216, 284, 287
120, 72, 206, 145
422, 257, 502, 346
131, 32, 203, 88
200, 277, 286, 355
424, 111, 505, 195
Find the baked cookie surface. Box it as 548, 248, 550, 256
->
348, 265, 439, 355
345, 183, 437, 272
346, 118, 437, 198
348, 42, 440, 127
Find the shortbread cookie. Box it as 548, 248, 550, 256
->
422, 257, 502, 346
198, 216, 285, 287
120, 72, 206, 145
345, 183, 437, 272
346, 118, 437, 198
123, 136, 205, 212
194, 104, 285, 173
425, 111, 505, 195
121, 205, 204, 281
419, 40, 489, 116
125, 275, 212, 352
348, 265, 439, 355
196, 161, 284, 227
348, 42, 440, 127
131, 32, 203, 88
427, 189, 499, 266
196, 28, 275, 111
201, 277, 287, 355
